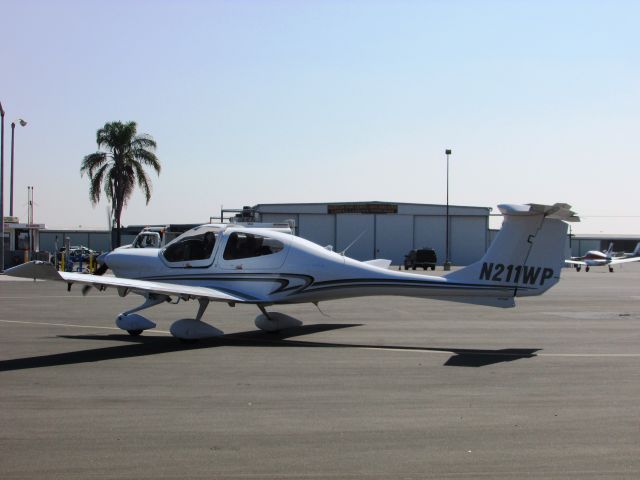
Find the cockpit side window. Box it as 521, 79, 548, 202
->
163, 230, 217, 262
223, 232, 284, 260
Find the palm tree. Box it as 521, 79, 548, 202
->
81, 121, 160, 247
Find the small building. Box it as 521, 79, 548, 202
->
2, 216, 46, 267
39, 229, 113, 255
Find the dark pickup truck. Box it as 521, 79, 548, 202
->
403, 248, 437, 270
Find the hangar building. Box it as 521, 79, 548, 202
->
249, 201, 492, 265
569, 234, 640, 257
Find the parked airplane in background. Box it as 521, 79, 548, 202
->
565, 242, 640, 272
4, 203, 578, 341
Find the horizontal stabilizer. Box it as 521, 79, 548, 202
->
363, 259, 392, 269
498, 203, 579, 222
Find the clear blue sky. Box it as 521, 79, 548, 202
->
2, 0, 639, 233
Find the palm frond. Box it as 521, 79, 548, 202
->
131, 161, 152, 203
131, 148, 161, 174
80, 152, 109, 178
88, 163, 111, 204
131, 134, 157, 151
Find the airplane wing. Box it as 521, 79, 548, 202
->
565, 259, 587, 266
2, 261, 247, 303
608, 256, 640, 266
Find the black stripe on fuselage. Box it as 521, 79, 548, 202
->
132, 273, 529, 301
308, 277, 534, 291
137, 273, 314, 295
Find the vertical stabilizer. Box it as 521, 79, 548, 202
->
445, 203, 578, 297
605, 242, 614, 257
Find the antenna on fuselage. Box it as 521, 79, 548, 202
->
339, 230, 367, 257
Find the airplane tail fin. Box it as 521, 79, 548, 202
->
632, 242, 640, 257
445, 203, 579, 297
605, 242, 614, 256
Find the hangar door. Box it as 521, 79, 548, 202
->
414, 216, 446, 265
451, 216, 486, 265
336, 214, 374, 261
375, 215, 413, 264
298, 214, 335, 248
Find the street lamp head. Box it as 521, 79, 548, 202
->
445, 149, 452, 155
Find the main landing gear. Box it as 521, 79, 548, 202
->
254, 305, 302, 332
115, 295, 302, 341
116, 295, 223, 340
116, 295, 166, 335
169, 299, 224, 340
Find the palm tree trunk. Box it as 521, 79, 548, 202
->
114, 177, 123, 248
116, 216, 122, 247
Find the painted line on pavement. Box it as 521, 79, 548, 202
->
3, 319, 640, 357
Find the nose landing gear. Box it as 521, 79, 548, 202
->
116, 295, 167, 335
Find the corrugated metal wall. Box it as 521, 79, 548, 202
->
258, 204, 490, 265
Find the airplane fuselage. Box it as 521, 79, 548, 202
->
104, 227, 521, 306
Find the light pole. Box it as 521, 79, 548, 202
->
27, 186, 33, 261
0, 101, 5, 272
10, 118, 27, 216
444, 148, 452, 271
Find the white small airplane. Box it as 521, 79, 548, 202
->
4, 203, 578, 341
565, 242, 640, 272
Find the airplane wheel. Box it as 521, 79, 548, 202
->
255, 312, 302, 332
576, 267, 581, 272
609, 268, 614, 273
127, 329, 143, 336
585, 267, 590, 272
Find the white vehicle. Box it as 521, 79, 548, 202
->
565, 242, 640, 272
5, 203, 577, 341
130, 227, 173, 249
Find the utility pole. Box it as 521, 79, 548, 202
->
10, 118, 27, 216
0, 101, 5, 272
444, 149, 452, 271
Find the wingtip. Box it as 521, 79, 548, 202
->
3, 261, 63, 281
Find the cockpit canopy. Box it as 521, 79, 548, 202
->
163, 225, 221, 263
162, 225, 285, 268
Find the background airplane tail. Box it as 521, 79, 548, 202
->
605, 242, 614, 256
445, 203, 579, 297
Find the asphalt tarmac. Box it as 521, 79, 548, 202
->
1, 264, 640, 479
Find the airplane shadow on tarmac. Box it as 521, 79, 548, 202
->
0, 323, 540, 372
